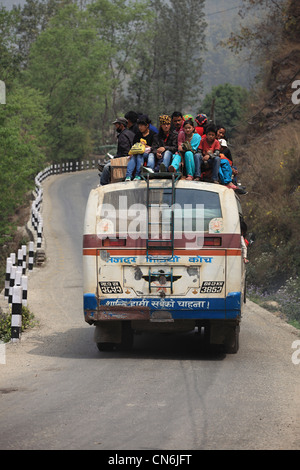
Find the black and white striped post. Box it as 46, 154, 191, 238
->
21, 275, 28, 307
37, 220, 43, 248
8, 265, 16, 305
22, 245, 27, 275
4, 257, 12, 300
15, 267, 22, 288
11, 285, 23, 342
10, 252, 16, 266
28, 241, 34, 270
17, 248, 23, 271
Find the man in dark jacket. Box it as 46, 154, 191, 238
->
100, 117, 134, 185
147, 115, 178, 172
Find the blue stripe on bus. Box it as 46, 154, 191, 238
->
84, 292, 241, 320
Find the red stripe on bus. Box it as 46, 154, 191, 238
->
83, 248, 241, 256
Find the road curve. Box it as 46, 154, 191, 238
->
0, 170, 299, 450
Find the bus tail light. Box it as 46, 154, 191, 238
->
204, 237, 222, 246
102, 238, 126, 247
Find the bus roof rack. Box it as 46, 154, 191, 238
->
141, 171, 182, 181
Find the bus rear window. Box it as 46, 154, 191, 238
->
175, 189, 221, 231
100, 188, 222, 235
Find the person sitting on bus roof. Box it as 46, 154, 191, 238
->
167, 111, 185, 173
198, 124, 221, 184
125, 111, 139, 134
195, 113, 208, 136
218, 142, 238, 189
170, 119, 201, 180
216, 126, 233, 161
100, 117, 134, 185
145, 115, 178, 172
171, 111, 184, 133
125, 115, 156, 181
217, 127, 241, 188
241, 220, 249, 263
137, 112, 159, 134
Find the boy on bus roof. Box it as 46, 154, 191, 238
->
198, 124, 221, 184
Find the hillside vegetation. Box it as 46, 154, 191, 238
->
229, 0, 300, 324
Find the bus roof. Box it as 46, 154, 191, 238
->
98, 180, 235, 195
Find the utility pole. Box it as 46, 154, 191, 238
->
210, 97, 215, 124
0, 81, 6, 104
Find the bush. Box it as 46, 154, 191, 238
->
248, 276, 300, 326
0, 306, 37, 343
275, 276, 300, 323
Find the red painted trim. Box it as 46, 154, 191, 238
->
83, 248, 241, 256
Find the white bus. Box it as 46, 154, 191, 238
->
83, 175, 246, 353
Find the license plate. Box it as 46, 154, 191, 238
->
99, 281, 123, 294
200, 281, 224, 293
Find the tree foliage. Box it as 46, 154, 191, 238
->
221, 0, 287, 62
0, 83, 50, 244
25, 3, 114, 160
126, 0, 207, 118
0, 6, 23, 85
202, 83, 249, 135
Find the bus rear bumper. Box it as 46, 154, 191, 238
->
83, 292, 241, 324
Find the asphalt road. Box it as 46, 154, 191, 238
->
0, 170, 299, 451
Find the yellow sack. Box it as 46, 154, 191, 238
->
128, 140, 146, 155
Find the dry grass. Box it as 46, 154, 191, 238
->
234, 122, 300, 291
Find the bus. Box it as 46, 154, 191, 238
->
83, 174, 246, 353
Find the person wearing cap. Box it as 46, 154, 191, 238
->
146, 114, 178, 172
217, 127, 237, 183
218, 138, 244, 191
125, 111, 139, 134
217, 126, 233, 162
125, 114, 156, 181
195, 114, 208, 137
112, 117, 135, 157
100, 117, 134, 185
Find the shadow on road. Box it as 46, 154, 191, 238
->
25, 327, 226, 362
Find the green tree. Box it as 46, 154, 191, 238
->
25, 3, 112, 160
13, 0, 63, 64
125, 0, 207, 120
0, 83, 50, 244
0, 6, 23, 86
201, 83, 249, 135
87, 0, 153, 120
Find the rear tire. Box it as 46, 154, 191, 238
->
119, 322, 134, 351
224, 324, 240, 354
